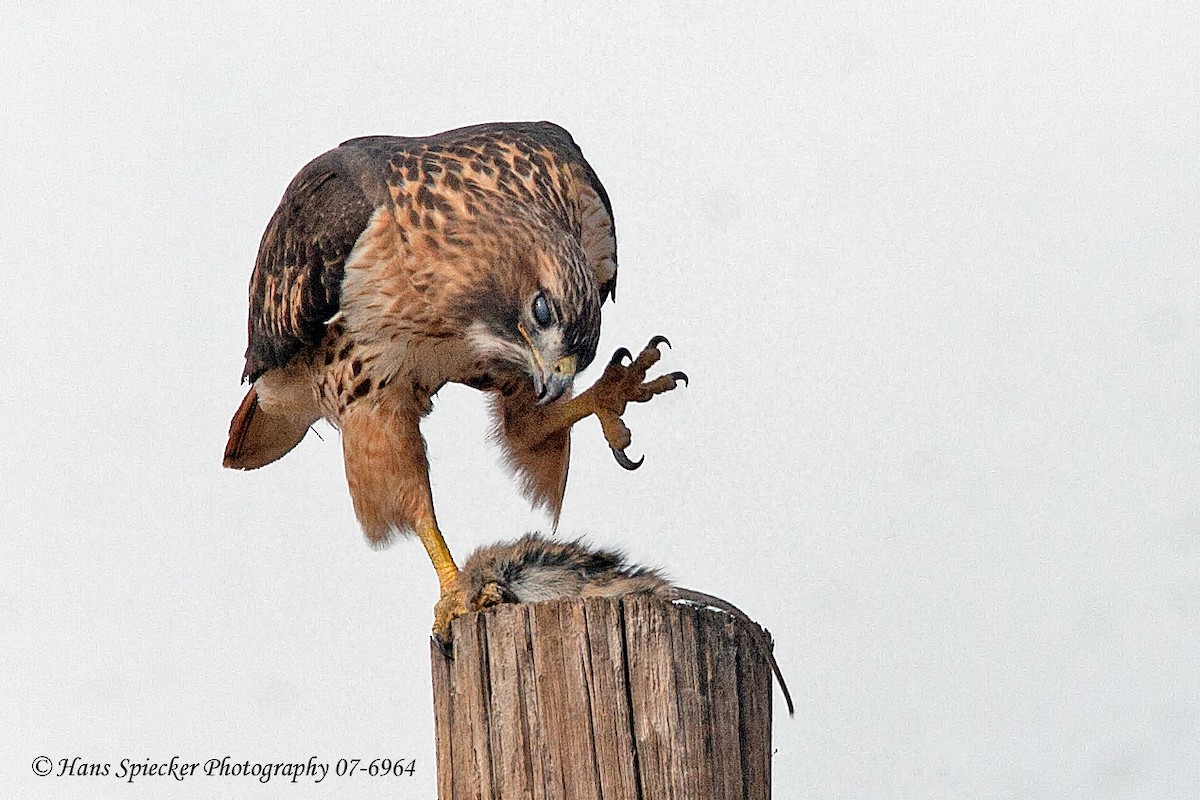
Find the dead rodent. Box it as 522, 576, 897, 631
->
459, 532, 794, 716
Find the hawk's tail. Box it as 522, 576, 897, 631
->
223, 386, 312, 470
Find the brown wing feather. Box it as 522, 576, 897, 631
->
241, 150, 380, 382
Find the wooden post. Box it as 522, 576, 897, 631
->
430, 595, 775, 799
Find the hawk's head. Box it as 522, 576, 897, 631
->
465, 233, 601, 404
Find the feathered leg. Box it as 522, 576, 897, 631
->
491, 381, 573, 524
340, 399, 465, 642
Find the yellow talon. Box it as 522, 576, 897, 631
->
415, 518, 466, 644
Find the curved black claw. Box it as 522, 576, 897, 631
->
610, 446, 645, 471
610, 347, 633, 366
432, 633, 453, 660
671, 371, 689, 387
649, 335, 672, 350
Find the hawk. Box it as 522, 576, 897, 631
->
223, 121, 685, 641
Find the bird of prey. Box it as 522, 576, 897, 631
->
223, 121, 685, 641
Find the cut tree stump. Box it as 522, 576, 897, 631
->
430, 595, 776, 799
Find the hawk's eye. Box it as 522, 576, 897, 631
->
532, 293, 552, 327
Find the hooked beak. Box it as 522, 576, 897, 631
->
518, 322, 576, 404
535, 354, 576, 404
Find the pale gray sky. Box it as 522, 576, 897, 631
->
3, 1, 1199, 797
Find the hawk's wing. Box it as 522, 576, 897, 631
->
241, 149, 382, 382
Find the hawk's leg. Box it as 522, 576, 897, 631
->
340, 401, 467, 647
512, 336, 687, 469
416, 518, 467, 650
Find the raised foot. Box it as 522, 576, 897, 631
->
583, 335, 688, 470
430, 583, 468, 658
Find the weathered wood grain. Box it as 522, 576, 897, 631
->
431, 597, 776, 799
582, 598, 640, 797
484, 605, 535, 799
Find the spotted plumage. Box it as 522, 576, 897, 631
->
240, 122, 614, 388
224, 121, 685, 641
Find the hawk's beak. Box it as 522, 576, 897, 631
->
536, 355, 576, 405
519, 322, 576, 404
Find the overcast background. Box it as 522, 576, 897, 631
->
3, 2, 1198, 798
